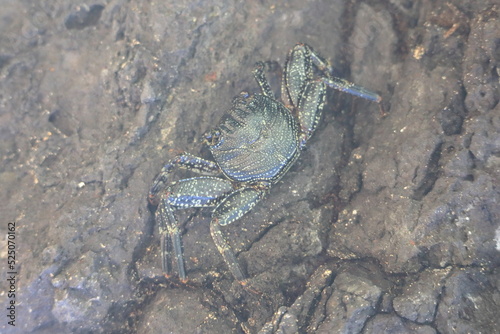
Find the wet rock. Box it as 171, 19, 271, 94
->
314, 263, 386, 333
258, 266, 334, 334
393, 268, 450, 323
363, 313, 437, 334
65, 4, 105, 30
463, 7, 500, 113
50, 250, 129, 332
1, 0, 499, 333
136, 289, 237, 334
19, 272, 58, 333
329, 2, 500, 277
259, 262, 393, 334
436, 269, 500, 333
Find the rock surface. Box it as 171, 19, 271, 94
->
0, 0, 498, 333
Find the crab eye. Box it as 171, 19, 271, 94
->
204, 129, 223, 147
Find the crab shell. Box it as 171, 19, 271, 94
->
206, 93, 300, 184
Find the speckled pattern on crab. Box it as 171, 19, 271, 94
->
148, 43, 381, 282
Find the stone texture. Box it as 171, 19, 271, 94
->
0, 1, 499, 333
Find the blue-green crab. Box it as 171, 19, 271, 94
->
149, 43, 381, 282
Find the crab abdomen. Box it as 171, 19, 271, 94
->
208, 94, 300, 183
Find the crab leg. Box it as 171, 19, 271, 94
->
156, 176, 233, 280
321, 76, 382, 102
149, 153, 221, 205
284, 43, 382, 104
253, 61, 275, 99
211, 187, 265, 282
296, 80, 326, 148
282, 43, 382, 148
306, 44, 382, 102
156, 197, 182, 276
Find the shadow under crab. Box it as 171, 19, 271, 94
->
148, 43, 381, 282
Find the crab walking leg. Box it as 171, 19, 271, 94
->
284, 43, 381, 104
282, 43, 314, 108
253, 61, 275, 99
306, 45, 382, 103
157, 177, 234, 280
149, 153, 222, 204
296, 80, 326, 148
210, 187, 264, 282
321, 76, 382, 102
156, 197, 182, 277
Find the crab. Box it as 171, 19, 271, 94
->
148, 43, 381, 282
